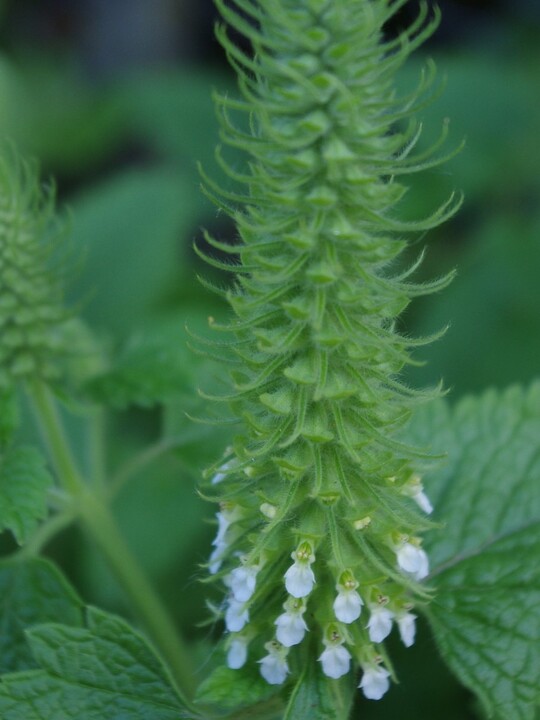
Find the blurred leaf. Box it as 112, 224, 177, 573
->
0, 56, 125, 174
398, 51, 540, 215
405, 383, 540, 720
123, 68, 238, 174
196, 665, 278, 711
0, 559, 83, 674
69, 167, 201, 334
285, 661, 355, 720
0, 446, 52, 544
85, 316, 197, 408
0, 389, 18, 449
228, 697, 284, 720
408, 212, 540, 394
0, 606, 194, 719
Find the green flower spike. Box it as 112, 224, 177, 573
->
200, 0, 460, 701
0, 152, 70, 390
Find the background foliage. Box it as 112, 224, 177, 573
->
0, 1, 538, 718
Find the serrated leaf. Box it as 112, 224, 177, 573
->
406, 383, 540, 720
195, 665, 278, 711
0, 446, 52, 544
0, 606, 195, 720
284, 661, 355, 720
0, 559, 83, 673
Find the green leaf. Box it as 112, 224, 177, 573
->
0, 606, 194, 720
0, 446, 53, 544
123, 68, 238, 176
0, 389, 18, 449
85, 316, 196, 408
284, 661, 355, 720
408, 212, 540, 395
0, 559, 83, 674
69, 168, 202, 335
406, 383, 540, 720
196, 665, 278, 711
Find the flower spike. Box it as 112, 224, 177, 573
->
201, 0, 456, 700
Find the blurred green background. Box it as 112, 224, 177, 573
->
0, 0, 538, 717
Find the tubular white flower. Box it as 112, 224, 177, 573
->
403, 475, 434, 514
208, 505, 240, 574
412, 488, 434, 514
211, 461, 231, 485
275, 611, 308, 647
397, 612, 417, 648
359, 665, 391, 701
259, 645, 289, 685
333, 588, 363, 624
367, 606, 394, 643
230, 564, 258, 602
224, 598, 249, 632
396, 542, 429, 581
213, 511, 230, 547
227, 636, 248, 669
401, 475, 433, 515
318, 644, 351, 679
284, 562, 315, 598
209, 543, 226, 575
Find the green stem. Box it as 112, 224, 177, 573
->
27, 381, 197, 702
28, 379, 84, 496
89, 407, 107, 492
80, 491, 197, 700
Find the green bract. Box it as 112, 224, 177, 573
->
0, 154, 69, 390
200, 0, 460, 700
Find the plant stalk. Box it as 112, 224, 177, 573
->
28, 380, 197, 702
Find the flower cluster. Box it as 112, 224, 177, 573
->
210, 470, 434, 699
200, 0, 455, 703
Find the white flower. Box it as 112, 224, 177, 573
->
333, 589, 363, 624
208, 506, 240, 574
284, 543, 315, 598
209, 543, 226, 575
213, 511, 229, 547
403, 475, 434, 514
359, 665, 391, 701
318, 645, 351, 679
230, 564, 258, 602
275, 611, 308, 647
396, 542, 429, 581
397, 612, 417, 648
211, 458, 233, 485
227, 637, 248, 669
284, 561, 315, 598
367, 606, 394, 643
225, 598, 249, 632
259, 648, 289, 685
412, 488, 433, 514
